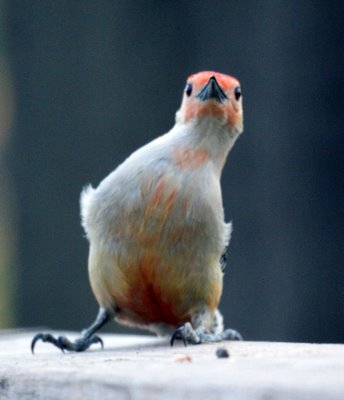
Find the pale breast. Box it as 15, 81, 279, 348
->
87, 166, 226, 327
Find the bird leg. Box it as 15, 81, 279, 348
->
170, 322, 242, 346
170, 309, 242, 346
31, 307, 111, 354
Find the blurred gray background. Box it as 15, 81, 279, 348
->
1, 1, 343, 342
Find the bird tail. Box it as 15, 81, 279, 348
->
80, 184, 95, 238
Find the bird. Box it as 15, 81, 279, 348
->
31, 70, 244, 353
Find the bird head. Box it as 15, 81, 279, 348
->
177, 71, 243, 136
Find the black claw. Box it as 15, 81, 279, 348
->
56, 336, 67, 353
31, 333, 63, 354
170, 333, 176, 347
170, 326, 188, 347
90, 335, 104, 349
31, 332, 104, 354
182, 334, 187, 347
31, 333, 43, 354
31, 308, 111, 354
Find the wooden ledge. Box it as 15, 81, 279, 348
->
0, 331, 343, 399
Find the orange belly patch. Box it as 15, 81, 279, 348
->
116, 254, 189, 327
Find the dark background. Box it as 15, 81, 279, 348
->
4, 1, 344, 342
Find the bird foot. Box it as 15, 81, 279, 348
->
31, 332, 103, 354
170, 322, 242, 347
170, 323, 198, 346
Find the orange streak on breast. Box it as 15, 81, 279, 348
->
150, 179, 166, 208
181, 198, 190, 216
173, 147, 209, 170
148, 179, 178, 214
164, 188, 177, 211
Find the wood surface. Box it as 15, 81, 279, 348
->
0, 331, 343, 399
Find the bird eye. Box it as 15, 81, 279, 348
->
234, 86, 241, 101
185, 83, 193, 97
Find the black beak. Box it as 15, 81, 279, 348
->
197, 76, 228, 103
